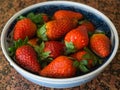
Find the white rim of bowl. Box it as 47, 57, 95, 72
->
1, 1, 119, 84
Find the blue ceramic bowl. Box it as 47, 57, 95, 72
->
1, 1, 119, 88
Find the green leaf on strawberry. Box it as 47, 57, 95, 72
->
34, 42, 51, 61
82, 52, 91, 60
40, 52, 51, 60
73, 47, 102, 73
73, 60, 79, 67
37, 24, 48, 41
8, 37, 29, 56
65, 41, 77, 55
17, 16, 26, 20
79, 64, 89, 72
73, 60, 89, 72
83, 47, 102, 66
27, 12, 44, 24
80, 59, 88, 65
34, 42, 53, 69
34, 42, 45, 54
17, 12, 47, 25
34, 42, 45, 53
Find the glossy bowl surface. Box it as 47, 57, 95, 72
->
1, 1, 119, 88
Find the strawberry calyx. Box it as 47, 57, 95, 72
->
65, 41, 77, 55
34, 42, 51, 60
8, 37, 29, 56
37, 24, 48, 41
27, 12, 46, 24
34, 42, 53, 68
73, 47, 102, 73
83, 47, 102, 66
73, 60, 89, 72
17, 12, 48, 25
17, 16, 25, 20
69, 57, 89, 73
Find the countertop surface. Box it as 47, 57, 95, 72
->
0, 0, 120, 90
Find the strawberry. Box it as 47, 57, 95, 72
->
15, 45, 41, 74
54, 10, 83, 20
71, 50, 93, 68
79, 20, 95, 33
13, 18, 37, 41
90, 34, 111, 58
71, 50, 87, 61
42, 13, 49, 22
40, 56, 76, 78
34, 41, 65, 61
28, 38, 39, 47
37, 18, 78, 41
65, 26, 89, 51
72, 47, 101, 72
44, 41, 65, 59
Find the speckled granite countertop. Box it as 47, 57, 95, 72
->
0, 0, 120, 90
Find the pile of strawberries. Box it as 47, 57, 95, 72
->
9, 10, 111, 78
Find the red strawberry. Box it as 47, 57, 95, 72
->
71, 50, 93, 68
13, 18, 37, 41
54, 10, 83, 20
37, 18, 77, 41
42, 13, 49, 22
72, 47, 101, 72
40, 56, 76, 78
15, 45, 41, 73
90, 34, 111, 58
44, 41, 65, 59
65, 26, 89, 50
71, 50, 87, 61
80, 21, 95, 33
28, 38, 39, 47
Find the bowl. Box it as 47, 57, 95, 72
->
1, 1, 119, 88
